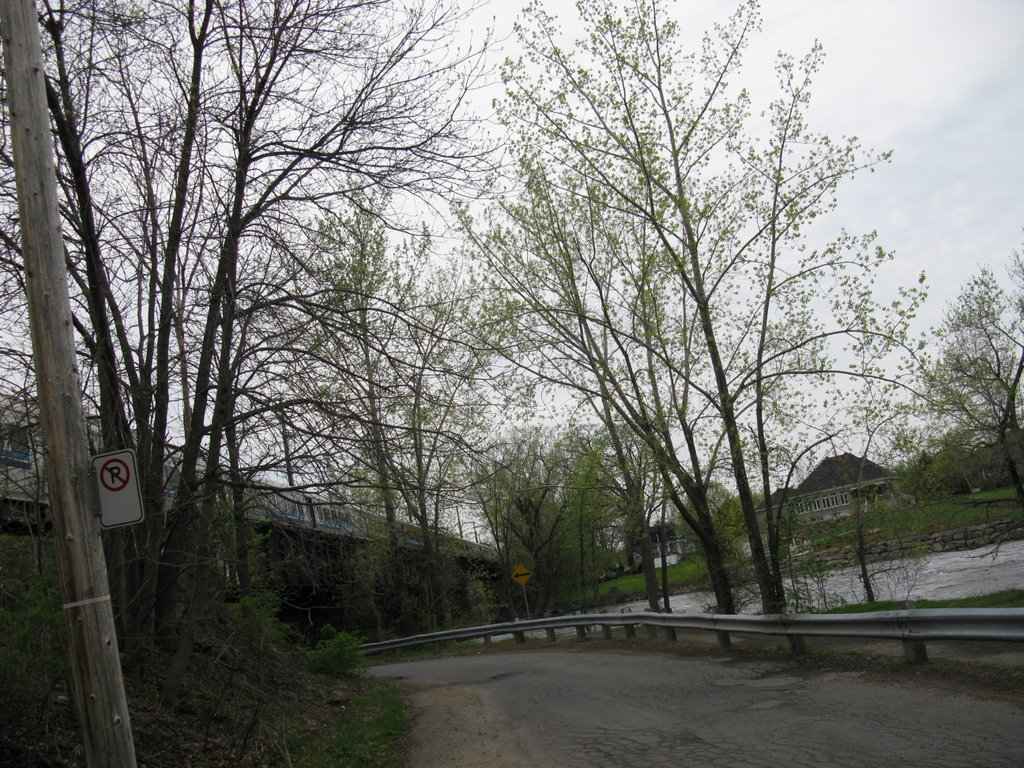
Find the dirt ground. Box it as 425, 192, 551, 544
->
398, 679, 529, 768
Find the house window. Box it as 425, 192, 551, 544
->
814, 492, 851, 511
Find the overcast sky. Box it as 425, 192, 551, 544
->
467, 0, 1024, 334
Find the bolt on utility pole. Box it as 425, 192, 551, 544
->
0, 2, 138, 766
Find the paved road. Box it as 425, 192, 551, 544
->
374, 649, 1024, 767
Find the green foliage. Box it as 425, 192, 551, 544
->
468, 0, 928, 617
595, 558, 706, 598
920, 254, 1024, 511
706, 483, 747, 562
462, 571, 500, 625
479, 424, 631, 615
307, 625, 369, 677
0, 536, 69, 741
784, 557, 848, 613
820, 589, 1024, 613
223, 590, 298, 652
897, 433, 1010, 500
957, 486, 1018, 503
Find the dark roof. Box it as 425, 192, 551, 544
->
797, 453, 890, 495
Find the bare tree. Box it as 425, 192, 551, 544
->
0, 0, 491, 697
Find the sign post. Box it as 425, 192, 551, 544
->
511, 564, 533, 619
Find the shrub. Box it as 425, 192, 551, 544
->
0, 536, 69, 743
223, 590, 297, 653
307, 625, 368, 677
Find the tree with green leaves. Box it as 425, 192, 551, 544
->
563, 436, 622, 611
474, 425, 627, 616
464, 0, 923, 613
301, 206, 501, 632
924, 253, 1024, 512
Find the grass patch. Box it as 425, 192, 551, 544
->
954, 486, 1018, 503
596, 558, 707, 599
820, 589, 1024, 613
909, 490, 1022, 530
277, 677, 406, 768
801, 486, 1022, 551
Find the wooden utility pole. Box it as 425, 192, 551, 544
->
0, 2, 138, 766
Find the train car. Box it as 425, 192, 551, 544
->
0, 408, 48, 531
246, 486, 315, 529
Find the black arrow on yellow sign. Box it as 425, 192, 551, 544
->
511, 564, 532, 586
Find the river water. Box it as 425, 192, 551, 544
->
607, 538, 1024, 614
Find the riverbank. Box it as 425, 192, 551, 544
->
803, 516, 1024, 569
597, 537, 1024, 616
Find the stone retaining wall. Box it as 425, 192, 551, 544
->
805, 517, 1024, 569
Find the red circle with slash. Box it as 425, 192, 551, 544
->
99, 458, 131, 492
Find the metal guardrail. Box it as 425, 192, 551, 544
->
360, 608, 1024, 663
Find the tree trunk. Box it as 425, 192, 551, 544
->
226, 417, 251, 596
659, 540, 671, 613
638, 530, 660, 612
853, 502, 876, 604
1001, 426, 1024, 516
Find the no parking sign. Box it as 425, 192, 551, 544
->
92, 449, 145, 529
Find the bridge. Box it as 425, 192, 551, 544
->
2, 431, 499, 624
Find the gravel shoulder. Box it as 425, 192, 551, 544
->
396, 676, 529, 767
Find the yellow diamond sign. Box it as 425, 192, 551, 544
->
511, 564, 533, 586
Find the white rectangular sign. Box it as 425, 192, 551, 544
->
92, 449, 145, 529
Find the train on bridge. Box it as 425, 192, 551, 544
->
1, 405, 496, 565
246, 484, 497, 564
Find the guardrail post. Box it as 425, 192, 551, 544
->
784, 608, 806, 655
483, 635, 492, 646
713, 606, 731, 649
902, 639, 928, 664
546, 628, 557, 642
624, 624, 637, 639
575, 625, 588, 641
900, 601, 928, 663
645, 624, 659, 640
663, 626, 677, 641
601, 625, 613, 640
514, 631, 526, 644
